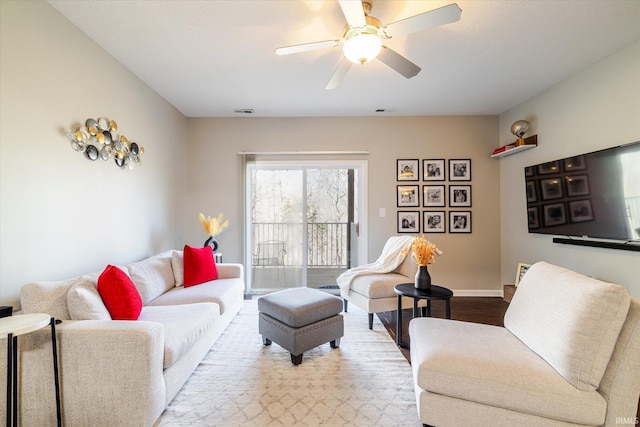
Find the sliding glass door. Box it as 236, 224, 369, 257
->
246, 160, 366, 294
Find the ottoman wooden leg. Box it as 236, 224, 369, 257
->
262, 336, 272, 346
330, 338, 340, 348
291, 353, 303, 365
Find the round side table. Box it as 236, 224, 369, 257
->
394, 283, 453, 348
0, 313, 62, 427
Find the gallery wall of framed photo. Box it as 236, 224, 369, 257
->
396, 158, 473, 234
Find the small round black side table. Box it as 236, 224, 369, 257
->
394, 283, 453, 348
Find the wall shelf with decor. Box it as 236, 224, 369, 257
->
491, 135, 538, 158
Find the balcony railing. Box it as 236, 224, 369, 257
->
252, 222, 349, 268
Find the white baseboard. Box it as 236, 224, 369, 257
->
452, 290, 503, 297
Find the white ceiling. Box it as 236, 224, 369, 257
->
48, 0, 640, 118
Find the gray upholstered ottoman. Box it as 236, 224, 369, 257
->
258, 288, 344, 365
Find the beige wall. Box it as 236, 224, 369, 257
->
187, 116, 501, 294
498, 41, 640, 297
4, 2, 635, 308
0, 1, 189, 308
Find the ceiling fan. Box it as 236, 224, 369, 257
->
275, 0, 462, 89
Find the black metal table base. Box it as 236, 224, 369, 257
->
5, 318, 61, 427
395, 284, 453, 349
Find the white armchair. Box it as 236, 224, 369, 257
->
338, 236, 425, 329
409, 262, 640, 426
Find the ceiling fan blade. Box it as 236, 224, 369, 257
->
276, 40, 340, 56
325, 57, 352, 90
385, 3, 462, 36
377, 46, 421, 79
338, 0, 366, 28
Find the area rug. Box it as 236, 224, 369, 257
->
156, 300, 420, 426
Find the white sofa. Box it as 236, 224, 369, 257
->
409, 262, 640, 427
0, 249, 244, 427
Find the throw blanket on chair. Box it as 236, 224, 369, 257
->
338, 235, 414, 299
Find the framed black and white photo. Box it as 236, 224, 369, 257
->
423, 159, 445, 181
449, 159, 471, 181
540, 178, 563, 200
397, 185, 419, 207
423, 185, 445, 207
569, 199, 594, 223
566, 175, 590, 197
537, 160, 561, 175
527, 206, 540, 229
526, 181, 537, 203
397, 211, 420, 233
397, 159, 419, 181
543, 202, 567, 227
449, 185, 471, 207
423, 211, 446, 233
564, 155, 586, 171
525, 166, 534, 177
449, 211, 471, 233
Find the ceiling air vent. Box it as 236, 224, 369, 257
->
234, 109, 255, 114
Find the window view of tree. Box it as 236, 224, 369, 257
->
307, 169, 348, 223
251, 170, 302, 224
249, 166, 359, 291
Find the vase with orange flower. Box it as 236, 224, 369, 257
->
411, 236, 443, 290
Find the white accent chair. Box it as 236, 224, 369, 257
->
409, 262, 640, 427
341, 238, 425, 329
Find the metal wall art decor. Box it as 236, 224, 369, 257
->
67, 118, 144, 169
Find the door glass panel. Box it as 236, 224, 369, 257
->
306, 168, 357, 289
250, 169, 303, 290
247, 161, 364, 294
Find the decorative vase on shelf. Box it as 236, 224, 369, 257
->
204, 236, 219, 253
415, 265, 432, 290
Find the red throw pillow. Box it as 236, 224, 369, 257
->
97, 265, 142, 320
183, 245, 218, 287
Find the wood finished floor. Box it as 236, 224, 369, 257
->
377, 296, 509, 362
376, 297, 640, 421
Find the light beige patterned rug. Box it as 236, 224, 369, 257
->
157, 299, 420, 426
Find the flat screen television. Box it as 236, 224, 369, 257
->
524, 141, 640, 242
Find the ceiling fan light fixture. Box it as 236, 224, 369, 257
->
343, 26, 382, 64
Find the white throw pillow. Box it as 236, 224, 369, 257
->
67, 279, 111, 320
171, 250, 184, 287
